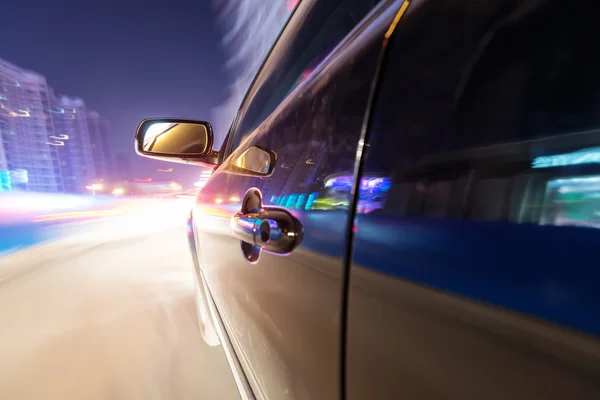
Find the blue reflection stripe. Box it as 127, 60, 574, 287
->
352, 216, 600, 336
0, 222, 57, 254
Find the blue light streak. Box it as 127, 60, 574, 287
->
532, 147, 600, 169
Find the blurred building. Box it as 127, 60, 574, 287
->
114, 152, 133, 181
0, 58, 63, 192
86, 111, 111, 181
50, 95, 96, 192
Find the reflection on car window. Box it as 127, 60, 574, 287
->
231, 0, 381, 149
266, 172, 392, 214
361, 0, 600, 229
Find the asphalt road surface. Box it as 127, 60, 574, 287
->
0, 200, 240, 400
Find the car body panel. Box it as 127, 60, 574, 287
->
347, 0, 600, 398
192, 1, 399, 398
136, 0, 600, 398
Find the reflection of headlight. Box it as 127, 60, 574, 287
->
215, 198, 223, 204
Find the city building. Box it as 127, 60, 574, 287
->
0, 58, 112, 194
114, 152, 133, 182
0, 58, 63, 192
86, 110, 111, 181
50, 95, 96, 192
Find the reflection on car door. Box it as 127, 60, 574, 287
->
348, 0, 600, 399
193, 0, 399, 398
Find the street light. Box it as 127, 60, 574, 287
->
85, 183, 103, 196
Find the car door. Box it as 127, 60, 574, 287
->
347, 0, 600, 399
192, 1, 402, 399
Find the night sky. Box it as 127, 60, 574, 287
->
0, 0, 231, 185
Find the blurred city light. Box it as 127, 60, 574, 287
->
85, 183, 104, 196
532, 147, 600, 169
170, 182, 183, 192
85, 183, 102, 190
194, 169, 213, 189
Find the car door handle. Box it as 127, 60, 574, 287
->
231, 207, 304, 255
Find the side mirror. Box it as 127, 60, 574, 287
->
230, 145, 277, 177
135, 118, 219, 166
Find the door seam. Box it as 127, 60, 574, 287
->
338, 1, 411, 399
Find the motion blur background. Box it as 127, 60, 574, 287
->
0, 0, 297, 398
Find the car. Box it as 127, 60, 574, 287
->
134, 0, 600, 398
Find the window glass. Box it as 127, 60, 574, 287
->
230, 0, 381, 150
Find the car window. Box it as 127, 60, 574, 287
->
229, 0, 382, 151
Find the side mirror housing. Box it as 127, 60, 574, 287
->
135, 118, 219, 167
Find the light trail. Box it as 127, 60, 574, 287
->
211, 0, 294, 142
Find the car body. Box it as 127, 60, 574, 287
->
135, 0, 600, 398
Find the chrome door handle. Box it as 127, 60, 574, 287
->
231, 207, 304, 255
230, 188, 304, 259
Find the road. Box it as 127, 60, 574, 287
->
0, 200, 240, 399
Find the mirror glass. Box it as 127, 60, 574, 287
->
140, 121, 209, 156
235, 146, 272, 175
